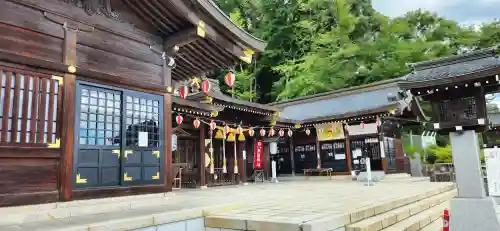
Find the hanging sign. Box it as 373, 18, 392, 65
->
253, 140, 264, 169
270, 142, 278, 155
348, 123, 378, 136
172, 134, 178, 151
316, 123, 345, 141
485, 148, 500, 196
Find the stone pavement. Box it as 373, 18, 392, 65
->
0, 178, 455, 231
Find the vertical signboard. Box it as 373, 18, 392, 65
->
253, 140, 264, 169
485, 148, 500, 196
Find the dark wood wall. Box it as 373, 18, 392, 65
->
0, 0, 166, 207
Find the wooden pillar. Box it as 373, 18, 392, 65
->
199, 124, 206, 187
59, 26, 77, 201
289, 136, 295, 176
162, 51, 174, 192
344, 131, 352, 173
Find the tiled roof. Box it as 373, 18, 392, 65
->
404, 47, 500, 84
278, 86, 401, 121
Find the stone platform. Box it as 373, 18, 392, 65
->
0, 178, 455, 231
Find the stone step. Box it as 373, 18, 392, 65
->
0, 193, 184, 226
418, 217, 443, 231
380, 201, 449, 231
0, 202, 244, 231
346, 190, 455, 231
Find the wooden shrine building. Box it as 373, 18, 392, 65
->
269, 78, 422, 175
0, 0, 269, 207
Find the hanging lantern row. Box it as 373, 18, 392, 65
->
413, 75, 498, 96
177, 78, 212, 99
212, 103, 274, 116
173, 107, 210, 117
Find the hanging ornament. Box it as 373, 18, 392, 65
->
278, 129, 285, 137
294, 123, 301, 129
201, 79, 211, 94
175, 115, 183, 125
238, 133, 245, 141
305, 128, 311, 136
215, 130, 224, 139
360, 121, 365, 129
193, 118, 201, 128
209, 120, 217, 131
179, 86, 189, 99
224, 125, 230, 135
268, 127, 275, 137
236, 126, 243, 134
259, 128, 266, 137
248, 127, 255, 137
227, 133, 236, 142
376, 117, 381, 127
287, 129, 293, 137
224, 71, 236, 87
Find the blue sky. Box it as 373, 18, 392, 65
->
372, 0, 500, 25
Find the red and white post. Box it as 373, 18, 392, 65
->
443, 209, 450, 231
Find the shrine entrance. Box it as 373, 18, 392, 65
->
73, 81, 164, 189
350, 137, 383, 171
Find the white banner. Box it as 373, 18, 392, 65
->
348, 123, 378, 136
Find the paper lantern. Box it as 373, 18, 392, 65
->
360, 121, 365, 129
259, 128, 266, 136
287, 129, 293, 137
224, 71, 236, 87
376, 117, 381, 127
193, 118, 201, 128
175, 115, 183, 125
278, 129, 285, 137
201, 79, 211, 94
236, 126, 243, 134
227, 133, 235, 142
224, 125, 230, 135
268, 128, 275, 137
210, 120, 217, 131
179, 86, 189, 99
238, 133, 245, 141
215, 130, 224, 139
248, 127, 255, 137
294, 123, 301, 129
305, 128, 311, 136
344, 124, 350, 133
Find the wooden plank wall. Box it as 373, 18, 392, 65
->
0, 0, 166, 206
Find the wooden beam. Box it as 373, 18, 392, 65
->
59, 26, 77, 201
166, 0, 254, 63
164, 27, 200, 48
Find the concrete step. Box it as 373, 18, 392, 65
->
380, 201, 449, 231
346, 190, 455, 231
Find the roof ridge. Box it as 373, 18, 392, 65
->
410, 46, 499, 71
269, 78, 404, 107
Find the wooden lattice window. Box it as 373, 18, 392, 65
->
0, 68, 62, 146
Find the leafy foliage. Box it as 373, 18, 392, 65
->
213, 0, 500, 103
